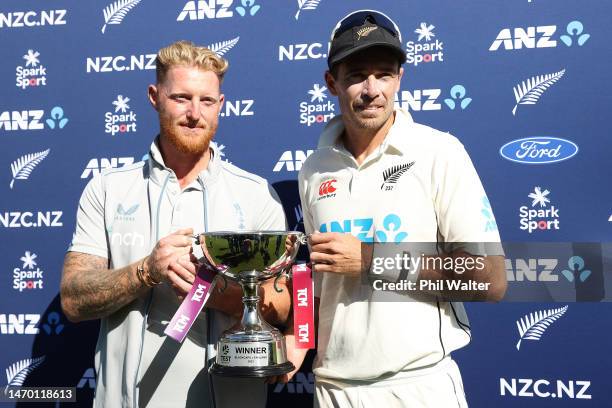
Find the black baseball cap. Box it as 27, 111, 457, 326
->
327, 9, 406, 70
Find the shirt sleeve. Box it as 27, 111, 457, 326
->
433, 140, 503, 255
67, 174, 109, 259
298, 164, 323, 297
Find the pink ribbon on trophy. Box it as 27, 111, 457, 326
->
164, 264, 216, 343
292, 263, 315, 349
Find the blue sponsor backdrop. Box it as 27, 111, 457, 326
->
1, 0, 611, 406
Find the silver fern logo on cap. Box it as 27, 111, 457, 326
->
357, 25, 378, 40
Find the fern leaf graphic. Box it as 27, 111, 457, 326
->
357, 26, 378, 39
5, 356, 45, 393
295, 0, 321, 20
381, 161, 415, 189
512, 69, 565, 115
10, 149, 50, 189
101, 0, 142, 34
208, 37, 240, 57
515, 305, 568, 350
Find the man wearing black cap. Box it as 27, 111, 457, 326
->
284, 9, 505, 408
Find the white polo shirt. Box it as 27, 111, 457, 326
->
69, 138, 286, 407
298, 108, 501, 380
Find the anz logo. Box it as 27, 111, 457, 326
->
319, 214, 408, 243
490, 21, 590, 51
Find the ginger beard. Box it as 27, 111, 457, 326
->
159, 110, 217, 156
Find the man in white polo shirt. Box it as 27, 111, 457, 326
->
286, 10, 506, 407
60, 41, 289, 408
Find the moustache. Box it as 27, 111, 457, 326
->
354, 102, 384, 110
178, 120, 206, 129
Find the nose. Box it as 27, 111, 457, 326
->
186, 98, 201, 121
362, 75, 380, 99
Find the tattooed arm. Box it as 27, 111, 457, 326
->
61, 228, 196, 322
60, 252, 149, 322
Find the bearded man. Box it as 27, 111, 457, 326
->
60, 40, 289, 408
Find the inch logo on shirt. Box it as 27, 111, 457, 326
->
319, 214, 408, 243
381, 161, 415, 191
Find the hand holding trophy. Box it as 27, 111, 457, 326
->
164, 230, 312, 377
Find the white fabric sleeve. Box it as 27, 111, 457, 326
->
254, 183, 287, 231
298, 165, 323, 297
433, 140, 503, 255
68, 174, 109, 259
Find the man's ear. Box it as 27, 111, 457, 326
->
217, 93, 225, 115
148, 84, 159, 111
395, 67, 404, 93
324, 71, 338, 96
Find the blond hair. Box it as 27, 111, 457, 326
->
156, 40, 229, 83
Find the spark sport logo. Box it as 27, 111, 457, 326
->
300, 84, 335, 127
16, 50, 48, 90
406, 22, 444, 67
105, 95, 137, 136
519, 187, 560, 233
12, 251, 44, 292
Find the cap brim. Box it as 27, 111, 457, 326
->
328, 42, 407, 69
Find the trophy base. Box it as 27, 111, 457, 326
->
209, 361, 295, 378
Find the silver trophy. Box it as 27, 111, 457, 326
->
194, 231, 306, 377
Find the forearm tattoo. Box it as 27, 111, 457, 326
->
61, 252, 147, 320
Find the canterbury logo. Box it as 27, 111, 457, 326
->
381, 161, 415, 190
318, 179, 337, 196
357, 26, 378, 39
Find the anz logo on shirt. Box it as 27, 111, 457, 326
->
319, 214, 408, 243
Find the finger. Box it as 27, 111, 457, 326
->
169, 261, 196, 285
312, 263, 333, 274
168, 235, 194, 248
309, 252, 334, 265
167, 270, 193, 295
310, 242, 335, 254
308, 232, 337, 245
179, 258, 197, 274
172, 227, 194, 236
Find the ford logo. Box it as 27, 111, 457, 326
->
499, 137, 578, 164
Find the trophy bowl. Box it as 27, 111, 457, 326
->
194, 231, 305, 377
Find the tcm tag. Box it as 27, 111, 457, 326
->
292, 263, 315, 349
164, 264, 216, 343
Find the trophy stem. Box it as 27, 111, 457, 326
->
240, 278, 264, 332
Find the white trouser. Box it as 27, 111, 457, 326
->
315, 357, 468, 408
